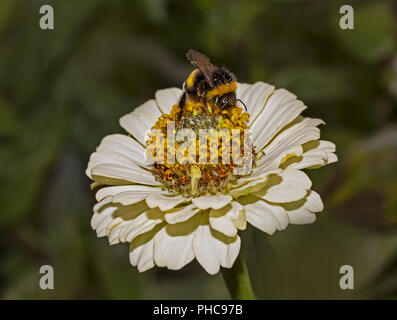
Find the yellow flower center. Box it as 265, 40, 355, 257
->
146, 103, 255, 196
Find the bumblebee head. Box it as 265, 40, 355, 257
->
216, 91, 237, 110
206, 68, 238, 111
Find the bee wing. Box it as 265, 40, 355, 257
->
186, 49, 217, 87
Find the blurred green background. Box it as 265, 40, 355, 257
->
1, 0, 397, 299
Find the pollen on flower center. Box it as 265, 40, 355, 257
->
146, 104, 256, 197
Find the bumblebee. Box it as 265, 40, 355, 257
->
177, 49, 244, 120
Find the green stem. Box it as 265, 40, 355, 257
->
221, 252, 255, 300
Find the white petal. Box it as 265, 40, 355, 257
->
92, 199, 150, 243
235, 83, 251, 105
97, 134, 148, 167
164, 204, 200, 224
209, 201, 247, 236
92, 208, 116, 239
108, 207, 164, 244
136, 97, 163, 117
129, 224, 165, 272
112, 188, 163, 206
287, 209, 316, 224
240, 190, 320, 234
230, 168, 283, 199
252, 88, 306, 150
242, 198, 279, 235
254, 169, 312, 203
286, 140, 337, 170
255, 117, 323, 173
155, 87, 183, 114
105, 201, 150, 244
284, 190, 323, 224
146, 193, 189, 211
119, 99, 160, 145
327, 153, 338, 164
93, 196, 112, 213
233, 167, 282, 186
91, 197, 116, 237
193, 214, 241, 275
229, 175, 269, 199
304, 190, 323, 213
258, 201, 290, 230
209, 204, 238, 237
87, 151, 132, 179
153, 214, 200, 270
91, 163, 160, 186
192, 194, 232, 210
253, 145, 303, 178
86, 134, 152, 181
95, 185, 161, 202
130, 240, 155, 272
229, 201, 247, 230
236, 82, 275, 125
284, 152, 326, 170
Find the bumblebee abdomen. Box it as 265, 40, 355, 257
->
186, 69, 200, 89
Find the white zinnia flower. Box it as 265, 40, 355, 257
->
86, 82, 337, 274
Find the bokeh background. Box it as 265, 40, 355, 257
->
1, 0, 397, 299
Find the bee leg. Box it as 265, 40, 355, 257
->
203, 96, 210, 113
177, 92, 186, 120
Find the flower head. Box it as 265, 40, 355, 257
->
86, 82, 337, 274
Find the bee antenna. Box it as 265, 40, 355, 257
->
237, 99, 248, 111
